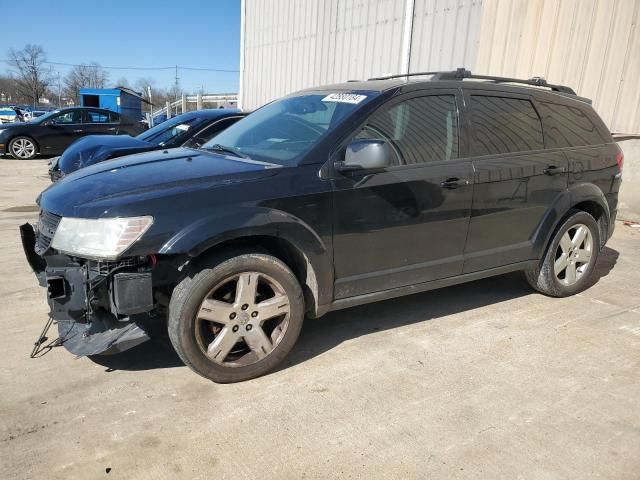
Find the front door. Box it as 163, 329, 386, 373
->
462, 91, 569, 272
331, 92, 473, 299
40, 109, 85, 153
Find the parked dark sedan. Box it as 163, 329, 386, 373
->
49, 109, 246, 180
0, 107, 145, 160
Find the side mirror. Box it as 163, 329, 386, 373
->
335, 139, 392, 173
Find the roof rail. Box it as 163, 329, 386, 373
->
368, 71, 442, 81
368, 68, 577, 95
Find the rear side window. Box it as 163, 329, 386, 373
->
470, 96, 543, 155
536, 102, 608, 148
357, 95, 459, 164
85, 110, 109, 123
109, 112, 120, 123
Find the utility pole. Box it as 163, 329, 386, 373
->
173, 65, 180, 116
57, 71, 62, 107
147, 85, 153, 127
174, 65, 179, 99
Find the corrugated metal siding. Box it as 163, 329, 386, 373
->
474, 0, 640, 134
408, 0, 483, 72
241, 0, 639, 133
241, 0, 407, 109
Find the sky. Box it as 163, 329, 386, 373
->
0, 0, 241, 94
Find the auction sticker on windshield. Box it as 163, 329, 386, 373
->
322, 93, 367, 104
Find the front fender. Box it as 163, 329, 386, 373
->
159, 206, 333, 311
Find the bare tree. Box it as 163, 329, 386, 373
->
115, 76, 131, 88
134, 77, 164, 108
7, 44, 53, 106
0, 75, 21, 103
63, 63, 110, 104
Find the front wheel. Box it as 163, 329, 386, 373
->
168, 253, 304, 383
8, 136, 37, 160
525, 210, 600, 297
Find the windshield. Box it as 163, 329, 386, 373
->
31, 110, 61, 124
137, 114, 200, 145
201, 93, 375, 165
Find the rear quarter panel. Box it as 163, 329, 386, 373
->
567, 143, 621, 223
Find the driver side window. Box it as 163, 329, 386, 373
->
51, 110, 82, 124
356, 95, 459, 165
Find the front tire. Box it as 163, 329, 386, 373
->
8, 136, 38, 160
525, 210, 600, 297
168, 253, 304, 383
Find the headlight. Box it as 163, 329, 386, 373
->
51, 216, 153, 259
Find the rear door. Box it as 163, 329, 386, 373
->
462, 91, 568, 272
83, 109, 119, 136
332, 91, 474, 298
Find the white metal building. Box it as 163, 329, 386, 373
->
239, 0, 640, 135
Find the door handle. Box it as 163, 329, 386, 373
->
543, 165, 564, 175
108, 127, 117, 131
440, 177, 468, 189
73, 129, 83, 133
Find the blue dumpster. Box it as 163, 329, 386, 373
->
79, 87, 146, 121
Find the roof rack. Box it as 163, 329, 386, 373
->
368, 68, 577, 95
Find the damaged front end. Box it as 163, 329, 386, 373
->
20, 214, 158, 357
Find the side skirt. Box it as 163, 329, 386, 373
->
327, 260, 538, 313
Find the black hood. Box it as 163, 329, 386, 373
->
39, 147, 281, 218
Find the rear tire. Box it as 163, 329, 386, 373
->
525, 210, 600, 297
168, 253, 304, 383
8, 136, 38, 160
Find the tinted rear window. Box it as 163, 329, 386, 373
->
536, 102, 608, 148
470, 96, 544, 155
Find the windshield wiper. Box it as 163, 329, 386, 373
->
207, 143, 248, 159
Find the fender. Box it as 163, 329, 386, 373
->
532, 183, 610, 259
159, 206, 333, 314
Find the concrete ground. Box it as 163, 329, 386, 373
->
1, 159, 639, 480
617, 138, 640, 222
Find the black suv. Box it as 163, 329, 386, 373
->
21, 70, 623, 383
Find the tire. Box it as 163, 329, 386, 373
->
168, 252, 304, 383
8, 136, 38, 160
525, 210, 600, 297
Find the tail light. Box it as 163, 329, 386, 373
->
616, 150, 624, 171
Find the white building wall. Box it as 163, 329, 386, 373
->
475, 0, 640, 134
240, 0, 640, 134
408, 0, 483, 72
241, 0, 408, 109
240, 0, 481, 109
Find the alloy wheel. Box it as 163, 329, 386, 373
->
554, 223, 593, 286
11, 138, 35, 159
195, 271, 290, 367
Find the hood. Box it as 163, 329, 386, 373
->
38, 147, 281, 217
57, 135, 154, 174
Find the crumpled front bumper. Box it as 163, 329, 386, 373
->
47, 157, 62, 182
20, 222, 152, 356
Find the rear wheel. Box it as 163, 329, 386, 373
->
525, 210, 600, 297
168, 253, 304, 383
8, 136, 37, 160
